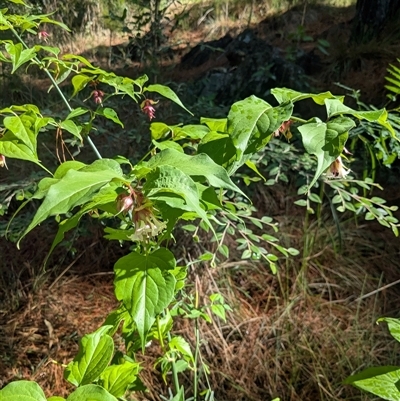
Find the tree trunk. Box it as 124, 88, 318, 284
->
351, 0, 400, 43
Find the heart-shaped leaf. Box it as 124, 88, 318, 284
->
114, 248, 176, 346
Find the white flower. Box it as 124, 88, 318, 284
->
327, 156, 350, 178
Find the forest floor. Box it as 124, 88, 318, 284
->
1, 2, 400, 401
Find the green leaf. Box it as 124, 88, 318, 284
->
173, 124, 209, 140
378, 318, 400, 343
19, 161, 124, 243
271, 88, 343, 104
114, 248, 177, 346
5, 43, 37, 73
143, 165, 216, 235
197, 131, 236, 167
294, 199, 307, 207
150, 122, 171, 140
64, 326, 114, 386
344, 366, 400, 401
66, 107, 88, 120
325, 98, 395, 136
48, 397, 66, 401
169, 336, 194, 362
0, 132, 39, 165
99, 108, 124, 128
143, 148, 246, 196
298, 116, 355, 190
200, 117, 227, 132
4, 114, 37, 153
145, 84, 193, 115
218, 244, 229, 258
211, 304, 227, 322
152, 139, 184, 153
71, 74, 93, 97
99, 360, 140, 398
9, 0, 29, 4
308, 193, 322, 203
227, 96, 293, 173
60, 119, 83, 141
66, 384, 118, 401
0, 380, 47, 401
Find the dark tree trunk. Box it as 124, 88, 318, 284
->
351, 0, 400, 43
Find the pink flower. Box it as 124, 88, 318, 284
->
0, 154, 8, 169
141, 99, 157, 120
327, 156, 349, 178
38, 31, 50, 43
116, 193, 134, 214
274, 120, 293, 138
92, 90, 104, 105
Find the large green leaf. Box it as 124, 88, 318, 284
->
0, 381, 47, 401
144, 84, 193, 115
46, 183, 119, 262
64, 326, 114, 386
344, 366, 400, 401
66, 385, 118, 401
114, 248, 176, 346
271, 88, 343, 104
325, 98, 395, 136
60, 120, 83, 141
227, 96, 293, 173
4, 114, 37, 153
143, 165, 216, 234
298, 116, 355, 189
197, 131, 236, 167
143, 148, 245, 196
5, 42, 37, 73
99, 360, 141, 398
0, 132, 39, 164
19, 160, 124, 243
71, 74, 93, 97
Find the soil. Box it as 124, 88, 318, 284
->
1, 2, 400, 401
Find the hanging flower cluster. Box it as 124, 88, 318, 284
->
92, 89, 105, 105
0, 154, 7, 169
38, 31, 50, 42
116, 187, 166, 242
141, 99, 157, 120
327, 156, 350, 178
274, 120, 293, 138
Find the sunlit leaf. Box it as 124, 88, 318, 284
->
66, 384, 118, 401
114, 248, 176, 346
0, 380, 47, 401
345, 366, 400, 401
271, 88, 343, 104
145, 84, 193, 115
5, 42, 37, 73
19, 161, 124, 244
64, 326, 114, 386
99, 360, 141, 398
298, 116, 355, 190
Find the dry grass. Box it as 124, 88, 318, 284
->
1, 183, 399, 401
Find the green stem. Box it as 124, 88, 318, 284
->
290, 116, 308, 124
163, 309, 182, 399
10, 27, 103, 160
193, 319, 200, 400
